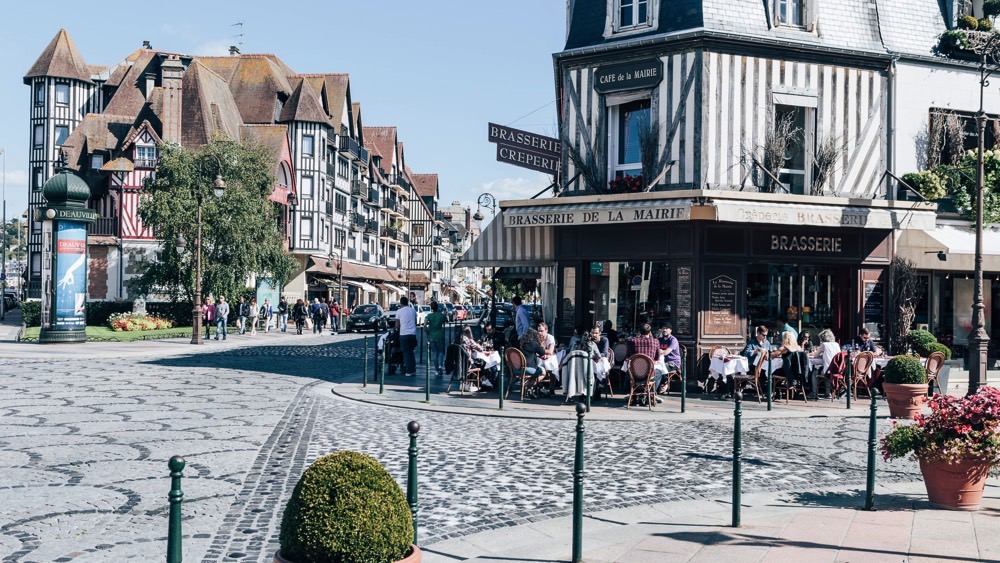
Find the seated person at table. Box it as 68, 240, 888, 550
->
798, 331, 815, 354
814, 329, 842, 397
741, 326, 772, 362
656, 323, 681, 395
480, 324, 498, 349
460, 325, 484, 357
592, 326, 610, 358
568, 325, 587, 351
537, 322, 559, 388
628, 323, 663, 364
775, 330, 808, 392
518, 328, 546, 377
853, 327, 877, 352
603, 320, 619, 347
778, 315, 798, 341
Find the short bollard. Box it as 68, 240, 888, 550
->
363, 336, 369, 388
680, 347, 687, 413
407, 421, 420, 544
766, 352, 773, 411
425, 339, 431, 403
167, 455, 185, 563
846, 352, 853, 410
498, 346, 505, 411
572, 402, 586, 563
380, 337, 387, 395
732, 392, 743, 528
865, 391, 878, 511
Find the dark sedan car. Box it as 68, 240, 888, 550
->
346, 304, 388, 332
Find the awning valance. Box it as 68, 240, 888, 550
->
897, 224, 1000, 271
345, 280, 378, 293
455, 216, 554, 268
306, 256, 397, 282
496, 266, 541, 279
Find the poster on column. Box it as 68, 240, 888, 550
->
54, 221, 87, 329
953, 278, 992, 345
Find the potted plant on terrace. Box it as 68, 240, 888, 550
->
276, 451, 420, 563
882, 354, 928, 419
881, 387, 1000, 511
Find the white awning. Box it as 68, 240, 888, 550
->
897, 224, 1000, 271
345, 280, 378, 293
454, 215, 554, 268
449, 286, 469, 300
381, 283, 405, 295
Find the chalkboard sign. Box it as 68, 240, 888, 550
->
705, 274, 740, 335
675, 266, 693, 335
863, 281, 884, 339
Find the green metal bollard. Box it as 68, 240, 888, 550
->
498, 346, 505, 411
380, 334, 387, 395
585, 355, 592, 413
167, 455, 185, 563
865, 391, 878, 511
766, 352, 773, 411
425, 338, 431, 403
363, 336, 368, 388
732, 392, 743, 528
681, 347, 687, 414
406, 421, 420, 544
572, 402, 586, 563
846, 351, 852, 410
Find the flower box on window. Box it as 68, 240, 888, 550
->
607, 174, 643, 194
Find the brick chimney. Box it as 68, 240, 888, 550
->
160, 55, 184, 144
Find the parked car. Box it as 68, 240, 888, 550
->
416, 305, 431, 325
385, 302, 400, 324
346, 304, 388, 332
492, 302, 514, 331
443, 302, 456, 322
470, 304, 483, 317
2, 290, 18, 311
453, 304, 469, 321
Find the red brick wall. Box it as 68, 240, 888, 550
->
88, 245, 109, 299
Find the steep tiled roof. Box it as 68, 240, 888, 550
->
24, 28, 94, 84
301, 74, 351, 127
363, 127, 398, 173
279, 78, 330, 125
200, 55, 294, 124
241, 124, 288, 178
181, 60, 244, 147
352, 102, 363, 140
60, 114, 135, 170
103, 50, 159, 117
878, 0, 948, 57
411, 173, 439, 199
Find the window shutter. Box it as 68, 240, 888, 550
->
805, 0, 817, 32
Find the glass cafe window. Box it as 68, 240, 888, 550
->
610, 99, 650, 179
588, 260, 672, 336
746, 264, 846, 343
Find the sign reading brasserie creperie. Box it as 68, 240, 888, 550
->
488, 123, 561, 175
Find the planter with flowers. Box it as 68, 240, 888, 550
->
607, 174, 643, 194
881, 387, 1000, 510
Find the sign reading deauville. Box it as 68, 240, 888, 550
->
594, 59, 664, 94
488, 123, 561, 175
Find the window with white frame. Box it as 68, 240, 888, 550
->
301, 216, 313, 240
774, 104, 814, 195
55, 83, 69, 105
301, 176, 314, 198
135, 145, 157, 167
338, 157, 349, 179
54, 126, 69, 146
775, 0, 806, 28
335, 228, 347, 249
614, 0, 652, 32
335, 193, 348, 214
33, 125, 44, 148
608, 98, 651, 180
302, 135, 315, 157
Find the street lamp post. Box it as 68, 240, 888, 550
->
178, 164, 226, 345
326, 250, 343, 328
473, 192, 498, 330
1, 147, 7, 322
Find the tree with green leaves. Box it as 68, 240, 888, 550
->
128, 138, 296, 303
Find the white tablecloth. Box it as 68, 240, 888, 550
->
474, 350, 501, 370
709, 356, 749, 382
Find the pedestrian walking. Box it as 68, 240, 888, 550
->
249, 297, 258, 336
261, 298, 274, 333
311, 298, 323, 334
278, 296, 289, 333
236, 296, 248, 335
319, 297, 330, 333
202, 297, 215, 340
330, 300, 341, 334
425, 301, 446, 375
396, 296, 418, 376
215, 296, 229, 340
293, 298, 308, 335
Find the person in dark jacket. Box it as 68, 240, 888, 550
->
293, 299, 308, 335
518, 328, 545, 376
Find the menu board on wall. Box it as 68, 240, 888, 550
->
675, 266, 693, 335
863, 281, 884, 339
705, 274, 740, 335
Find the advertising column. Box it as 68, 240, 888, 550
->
54, 221, 87, 330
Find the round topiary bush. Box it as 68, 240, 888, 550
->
980, 18, 994, 32
279, 451, 413, 563
959, 15, 980, 30
901, 170, 946, 200
906, 329, 938, 356
925, 341, 953, 360
884, 354, 927, 385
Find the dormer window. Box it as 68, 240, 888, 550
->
608, 0, 657, 37
134, 145, 157, 168
776, 0, 804, 27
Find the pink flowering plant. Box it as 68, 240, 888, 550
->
607, 174, 643, 194
881, 387, 1000, 475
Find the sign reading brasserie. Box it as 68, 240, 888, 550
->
488, 123, 561, 175
594, 59, 664, 94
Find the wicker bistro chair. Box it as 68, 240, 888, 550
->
626, 353, 658, 410
504, 347, 543, 401
926, 351, 946, 395
733, 351, 766, 403
607, 342, 629, 397
816, 351, 849, 401
851, 351, 876, 400
446, 344, 482, 395
773, 351, 809, 403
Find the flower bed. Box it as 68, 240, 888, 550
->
108, 312, 174, 332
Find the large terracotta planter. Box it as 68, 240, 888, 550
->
882, 382, 927, 419
275, 545, 421, 563
919, 457, 990, 511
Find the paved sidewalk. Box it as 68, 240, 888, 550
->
0, 307, 22, 342
423, 481, 1000, 562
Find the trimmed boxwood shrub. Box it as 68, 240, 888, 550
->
906, 329, 938, 356
980, 18, 994, 32
901, 171, 946, 200
20, 301, 40, 327
884, 354, 927, 385
146, 302, 196, 327
85, 301, 132, 327
925, 341, 953, 360
959, 15, 980, 30
279, 451, 412, 563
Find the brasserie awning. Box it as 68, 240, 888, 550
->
345, 280, 378, 293
454, 215, 554, 268
897, 224, 1000, 271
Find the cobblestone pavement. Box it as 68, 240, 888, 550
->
0, 334, 922, 562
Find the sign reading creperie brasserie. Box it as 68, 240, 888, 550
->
505, 204, 690, 227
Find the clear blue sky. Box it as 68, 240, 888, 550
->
0, 1, 567, 221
